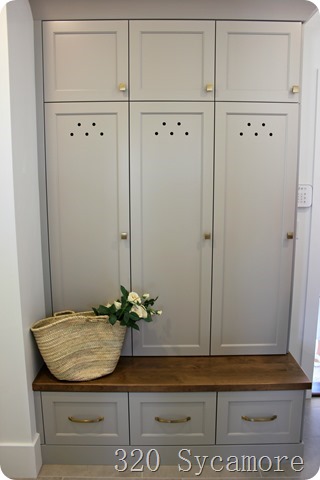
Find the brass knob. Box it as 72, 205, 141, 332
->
119, 83, 127, 92
204, 233, 211, 240
291, 85, 300, 94
120, 232, 128, 240
205, 83, 213, 92
287, 232, 294, 240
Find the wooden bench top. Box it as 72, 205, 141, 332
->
33, 353, 311, 392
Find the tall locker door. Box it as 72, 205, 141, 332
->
45, 102, 130, 316
130, 21, 215, 101
215, 21, 301, 102
212, 102, 299, 355
131, 103, 214, 355
43, 21, 128, 102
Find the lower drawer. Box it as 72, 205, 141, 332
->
129, 392, 216, 445
216, 390, 304, 445
41, 392, 129, 445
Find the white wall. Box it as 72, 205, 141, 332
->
299, 11, 320, 381
0, 0, 45, 477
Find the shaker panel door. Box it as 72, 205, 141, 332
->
212, 102, 299, 355
215, 21, 301, 102
45, 103, 130, 317
131, 103, 214, 355
130, 21, 215, 101
43, 21, 128, 102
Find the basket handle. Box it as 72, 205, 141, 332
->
53, 310, 75, 317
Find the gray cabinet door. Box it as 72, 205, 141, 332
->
43, 21, 128, 102
45, 102, 130, 314
130, 20, 215, 101
129, 392, 216, 445
131, 103, 214, 355
41, 392, 129, 445
211, 102, 299, 355
216, 21, 301, 102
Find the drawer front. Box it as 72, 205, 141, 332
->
216, 390, 304, 445
129, 392, 216, 445
41, 392, 129, 445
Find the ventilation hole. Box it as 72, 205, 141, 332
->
100, 132, 104, 136
185, 132, 189, 136
247, 123, 251, 127
177, 122, 181, 126
255, 132, 258, 136
162, 122, 166, 126
92, 122, 96, 127
240, 132, 243, 136
155, 132, 159, 136
262, 123, 266, 127
70, 133, 74, 136
170, 132, 174, 135
77, 123, 81, 127
85, 132, 89, 136
269, 133, 273, 137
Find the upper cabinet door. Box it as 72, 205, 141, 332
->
131, 103, 214, 355
215, 21, 301, 102
130, 21, 215, 101
43, 21, 128, 102
212, 102, 299, 355
45, 102, 130, 313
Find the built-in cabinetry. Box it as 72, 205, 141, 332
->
43, 19, 301, 356
33, 355, 310, 464
36, 18, 307, 466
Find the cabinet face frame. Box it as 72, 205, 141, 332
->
215, 21, 301, 102
212, 102, 299, 355
43, 20, 129, 102
130, 20, 215, 101
130, 102, 214, 355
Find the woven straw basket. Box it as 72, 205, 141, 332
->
31, 311, 126, 381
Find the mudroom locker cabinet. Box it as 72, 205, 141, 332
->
42, 19, 301, 356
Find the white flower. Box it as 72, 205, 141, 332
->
114, 301, 121, 310
128, 291, 141, 304
156, 310, 162, 315
142, 293, 150, 299
130, 304, 148, 318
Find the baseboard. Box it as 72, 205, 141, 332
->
0, 433, 42, 479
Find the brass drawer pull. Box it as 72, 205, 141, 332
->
155, 416, 191, 424
287, 232, 294, 240
241, 414, 277, 423
68, 416, 104, 424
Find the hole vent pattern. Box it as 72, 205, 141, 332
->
69, 121, 105, 137
154, 120, 190, 137
239, 121, 274, 138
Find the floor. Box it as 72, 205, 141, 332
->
20, 397, 320, 480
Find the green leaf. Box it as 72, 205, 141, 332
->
120, 285, 129, 299
108, 314, 117, 325
129, 320, 140, 330
94, 304, 109, 316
